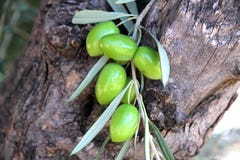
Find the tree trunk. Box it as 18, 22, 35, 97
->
0, 0, 239, 159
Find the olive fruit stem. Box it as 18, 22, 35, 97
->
96, 135, 110, 160
131, 62, 150, 160
140, 95, 151, 160
149, 135, 162, 160
116, 140, 131, 160
149, 120, 175, 160
129, 0, 172, 159
116, 16, 137, 28
134, 113, 141, 159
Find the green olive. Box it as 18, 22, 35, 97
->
121, 78, 136, 104
99, 34, 137, 61
133, 46, 162, 80
95, 63, 126, 105
110, 104, 139, 142
86, 21, 120, 57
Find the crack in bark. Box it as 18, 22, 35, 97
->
44, 61, 49, 83
200, 91, 238, 150
193, 48, 218, 87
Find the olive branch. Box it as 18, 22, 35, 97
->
68, 0, 174, 160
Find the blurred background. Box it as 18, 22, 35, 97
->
0, 1, 239, 159
0, 0, 39, 82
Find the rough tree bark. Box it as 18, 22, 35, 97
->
0, 0, 239, 159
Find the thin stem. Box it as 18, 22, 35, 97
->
134, 113, 141, 159
152, 138, 165, 160
116, 16, 137, 27
131, 62, 144, 118
116, 140, 131, 160
96, 135, 110, 160
150, 135, 161, 160
128, 1, 163, 160
125, 81, 134, 104
131, 62, 150, 160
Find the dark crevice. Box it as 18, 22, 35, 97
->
137, 0, 151, 12
44, 61, 49, 83
38, 82, 51, 112
75, 95, 96, 133
83, 96, 95, 118
201, 92, 239, 147
189, 94, 220, 118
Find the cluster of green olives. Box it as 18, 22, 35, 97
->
86, 21, 162, 142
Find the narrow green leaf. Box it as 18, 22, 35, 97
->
70, 81, 133, 155
157, 44, 170, 86
116, 140, 131, 160
126, 2, 139, 15
72, 10, 135, 24
107, 0, 135, 32
115, 1, 138, 15
116, 0, 135, 4
67, 56, 109, 103
107, 0, 127, 13
140, 73, 144, 93
96, 135, 110, 160
139, 26, 170, 86
149, 121, 175, 160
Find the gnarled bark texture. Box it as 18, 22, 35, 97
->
0, 0, 239, 159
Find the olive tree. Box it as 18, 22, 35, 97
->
0, 0, 239, 159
